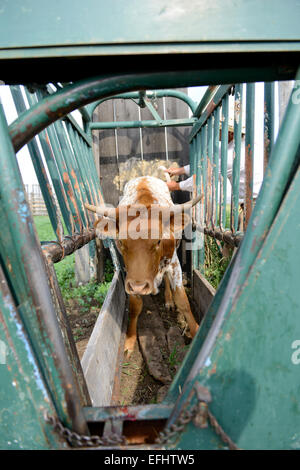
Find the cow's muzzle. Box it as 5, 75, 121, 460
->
125, 278, 153, 296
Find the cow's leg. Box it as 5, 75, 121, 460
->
164, 273, 175, 311
172, 285, 199, 337
124, 294, 143, 356
167, 255, 199, 338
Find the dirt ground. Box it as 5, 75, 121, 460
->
67, 278, 198, 406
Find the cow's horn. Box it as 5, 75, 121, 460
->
173, 193, 204, 213
85, 203, 116, 219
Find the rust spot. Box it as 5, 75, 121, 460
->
208, 363, 217, 376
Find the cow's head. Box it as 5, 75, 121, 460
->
85, 195, 202, 296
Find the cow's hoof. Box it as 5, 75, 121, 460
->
124, 337, 136, 357
165, 300, 175, 312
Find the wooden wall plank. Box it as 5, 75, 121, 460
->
81, 270, 126, 406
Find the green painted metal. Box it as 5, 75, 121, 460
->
212, 106, 220, 229
0, 0, 299, 56
219, 94, 229, 230
10, 86, 64, 242
176, 158, 300, 450
231, 84, 243, 232
165, 76, 300, 432
0, 5, 300, 448
86, 90, 198, 118
89, 118, 197, 130
24, 88, 75, 235
189, 85, 232, 141
0, 103, 89, 439
264, 82, 275, 171
245, 83, 255, 226
0, 265, 65, 450
206, 117, 213, 228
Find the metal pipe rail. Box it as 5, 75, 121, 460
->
189, 81, 276, 272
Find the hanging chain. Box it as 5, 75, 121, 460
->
44, 412, 127, 448
45, 383, 240, 450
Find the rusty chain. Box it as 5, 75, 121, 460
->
155, 385, 241, 450
44, 411, 126, 448
45, 383, 240, 450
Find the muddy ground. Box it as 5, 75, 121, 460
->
67, 278, 198, 406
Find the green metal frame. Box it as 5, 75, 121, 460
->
1, 1, 300, 451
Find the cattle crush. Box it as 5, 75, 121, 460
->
1, 1, 300, 450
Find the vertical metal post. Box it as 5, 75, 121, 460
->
0, 102, 89, 435
53, 119, 89, 228
245, 83, 255, 229
10, 86, 64, 242
231, 83, 243, 233
42, 122, 83, 232
197, 131, 205, 271
24, 88, 75, 235
190, 138, 198, 270
213, 107, 220, 229
219, 93, 229, 230
206, 117, 213, 229
264, 82, 275, 173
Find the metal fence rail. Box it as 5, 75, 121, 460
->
189, 82, 276, 272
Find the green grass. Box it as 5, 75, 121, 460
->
34, 215, 75, 282
204, 236, 232, 289
33, 215, 113, 309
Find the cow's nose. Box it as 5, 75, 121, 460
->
125, 279, 153, 295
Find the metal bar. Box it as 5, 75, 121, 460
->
212, 106, 220, 229
45, 258, 92, 407
42, 230, 96, 264
196, 225, 243, 247
167, 72, 300, 431
44, 83, 92, 147
86, 89, 198, 118
245, 83, 255, 229
206, 117, 213, 228
143, 97, 162, 123
8, 71, 225, 153
10, 86, 64, 242
264, 81, 275, 173
189, 85, 232, 142
64, 121, 96, 209
79, 135, 102, 205
85, 143, 103, 204
89, 118, 197, 129
219, 93, 229, 230
231, 83, 243, 233
52, 119, 89, 229
196, 132, 205, 271
0, 101, 89, 435
42, 122, 83, 233
34, 89, 83, 233
64, 112, 92, 147
0, 264, 63, 450
24, 88, 75, 235
190, 138, 198, 271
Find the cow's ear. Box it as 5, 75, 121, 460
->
171, 212, 191, 237
94, 216, 119, 239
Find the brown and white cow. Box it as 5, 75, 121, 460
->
86, 176, 201, 356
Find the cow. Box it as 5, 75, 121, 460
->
85, 176, 202, 356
